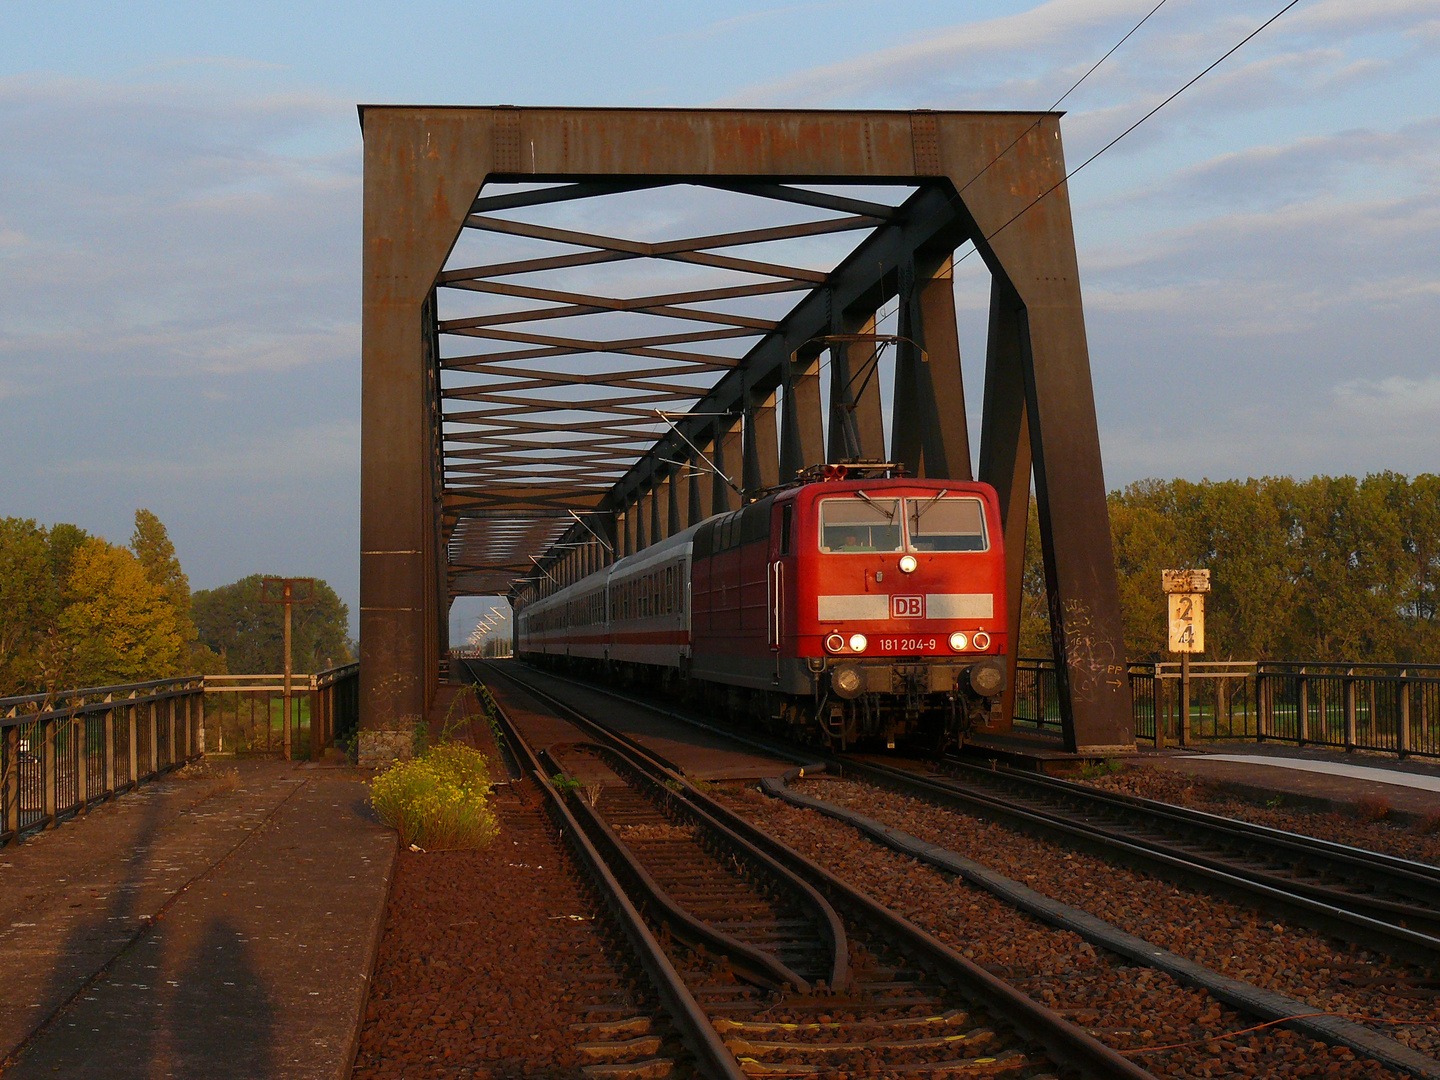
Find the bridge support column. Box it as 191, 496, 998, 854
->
743, 388, 780, 495
827, 310, 885, 462
780, 349, 824, 479
978, 276, 1031, 735
359, 111, 492, 766
713, 417, 741, 514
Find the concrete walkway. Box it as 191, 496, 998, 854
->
0, 758, 395, 1079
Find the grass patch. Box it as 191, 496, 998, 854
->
1077, 758, 1126, 781
370, 743, 499, 850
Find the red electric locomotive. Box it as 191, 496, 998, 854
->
515, 465, 1008, 751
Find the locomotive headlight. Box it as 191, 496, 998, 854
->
898, 555, 918, 574
848, 633, 868, 653
972, 631, 991, 651
825, 632, 846, 653
948, 631, 969, 652
831, 664, 864, 699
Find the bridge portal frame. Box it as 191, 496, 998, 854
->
358, 106, 1133, 760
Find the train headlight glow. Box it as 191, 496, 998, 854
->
948, 632, 969, 652
898, 555, 918, 574
848, 633, 868, 653
825, 633, 846, 653
972, 631, 991, 650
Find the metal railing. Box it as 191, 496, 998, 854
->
1255, 662, 1440, 758
202, 663, 359, 760
2, 676, 204, 843
1012, 657, 1440, 759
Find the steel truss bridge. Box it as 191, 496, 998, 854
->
359, 107, 1132, 756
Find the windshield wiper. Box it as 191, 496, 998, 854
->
855, 490, 894, 520
911, 489, 949, 522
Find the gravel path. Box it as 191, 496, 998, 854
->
715, 781, 1422, 1079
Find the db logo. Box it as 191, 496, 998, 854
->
891, 595, 923, 618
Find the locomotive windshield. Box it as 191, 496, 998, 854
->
907, 496, 988, 551
819, 497, 902, 552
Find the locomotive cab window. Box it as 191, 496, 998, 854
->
780, 503, 793, 555
819, 497, 902, 552
906, 496, 988, 551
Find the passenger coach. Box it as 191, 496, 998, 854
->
517, 467, 1008, 751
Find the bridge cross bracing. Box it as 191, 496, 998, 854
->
360, 107, 1133, 758
438, 180, 913, 600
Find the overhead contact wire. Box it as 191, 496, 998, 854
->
958, 0, 1304, 265
958, 0, 1174, 196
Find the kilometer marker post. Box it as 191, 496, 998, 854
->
1162, 569, 1210, 747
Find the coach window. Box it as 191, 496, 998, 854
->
906, 496, 989, 552
818, 497, 902, 552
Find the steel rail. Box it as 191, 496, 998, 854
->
842, 756, 1440, 967
466, 663, 747, 1080
476, 660, 1158, 1080
498, 662, 1440, 1079
499, 661, 1440, 967
945, 760, 1440, 911
538, 742, 818, 995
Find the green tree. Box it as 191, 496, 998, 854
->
192, 575, 352, 673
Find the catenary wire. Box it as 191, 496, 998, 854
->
958, 0, 1174, 195
957, 0, 1304, 265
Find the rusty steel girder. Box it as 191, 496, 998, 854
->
359, 106, 1133, 756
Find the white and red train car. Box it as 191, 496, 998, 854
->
516, 471, 1008, 750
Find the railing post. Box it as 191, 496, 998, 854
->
1399, 671, 1411, 757
1152, 665, 1165, 749
1256, 666, 1269, 741
42, 715, 57, 827
1368, 682, 1377, 745
148, 699, 159, 778
167, 695, 177, 768
127, 694, 139, 785
73, 710, 87, 812
1344, 670, 1356, 751
1297, 671, 1309, 745
104, 693, 116, 796
3, 723, 18, 837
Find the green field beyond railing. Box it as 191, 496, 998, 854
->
1013, 658, 1440, 758
202, 665, 359, 759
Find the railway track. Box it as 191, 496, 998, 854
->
468, 659, 1155, 1080
841, 755, 1440, 967
510, 660, 1440, 967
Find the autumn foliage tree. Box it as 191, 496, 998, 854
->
1020, 473, 1440, 664
0, 509, 224, 696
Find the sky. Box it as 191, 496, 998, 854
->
1, 0, 1436, 645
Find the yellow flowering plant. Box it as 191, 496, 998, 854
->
369, 743, 499, 850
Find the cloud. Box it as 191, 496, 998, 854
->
51, 419, 360, 484
0, 75, 359, 394
724, 0, 1157, 105
1333, 374, 1440, 419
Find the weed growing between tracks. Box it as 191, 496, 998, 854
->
370, 743, 499, 850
